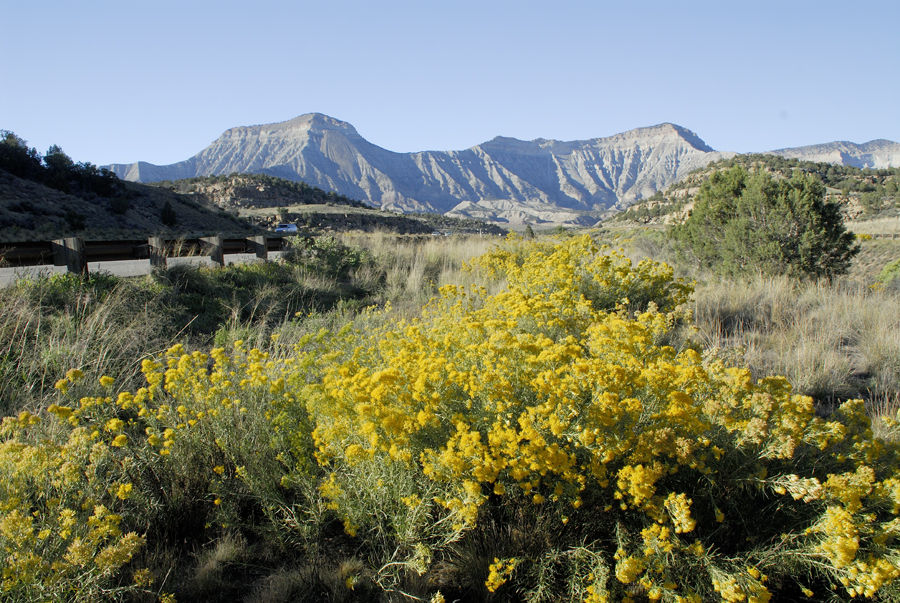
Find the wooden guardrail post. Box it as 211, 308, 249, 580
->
201, 236, 225, 267
249, 235, 268, 260
51, 238, 87, 275
148, 237, 167, 269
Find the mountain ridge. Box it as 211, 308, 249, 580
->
107, 114, 898, 224
768, 139, 900, 169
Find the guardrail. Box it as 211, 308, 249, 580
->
0, 235, 288, 275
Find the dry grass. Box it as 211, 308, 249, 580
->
867, 392, 900, 442
692, 275, 900, 404
242, 559, 380, 603
339, 232, 499, 316
190, 532, 249, 596
848, 238, 900, 282
847, 216, 900, 235
0, 275, 171, 414
609, 227, 900, 408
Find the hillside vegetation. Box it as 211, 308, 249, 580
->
615, 154, 900, 225
0, 131, 262, 241
148, 173, 507, 236
2, 220, 900, 602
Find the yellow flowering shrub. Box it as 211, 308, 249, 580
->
466, 233, 692, 315
1, 339, 320, 602
5, 235, 900, 602
0, 407, 145, 601
295, 236, 900, 601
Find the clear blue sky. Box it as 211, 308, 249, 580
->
2, 0, 898, 167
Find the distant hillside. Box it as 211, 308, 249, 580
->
769, 140, 900, 169
0, 130, 265, 242
147, 172, 370, 210
614, 154, 900, 226
147, 173, 507, 236
0, 168, 263, 243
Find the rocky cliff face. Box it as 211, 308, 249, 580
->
108, 114, 732, 223
108, 114, 898, 224
768, 140, 900, 169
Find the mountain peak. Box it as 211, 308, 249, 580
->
224, 113, 361, 138
666, 124, 715, 152
478, 123, 715, 153
610, 123, 714, 152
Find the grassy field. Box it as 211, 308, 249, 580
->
2, 229, 900, 602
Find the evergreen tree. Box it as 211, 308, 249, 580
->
672, 166, 858, 279
0, 131, 43, 180
161, 201, 177, 226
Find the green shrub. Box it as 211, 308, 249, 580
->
879, 258, 900, 289
109, 196, 130, 215
672, 166, 859, 279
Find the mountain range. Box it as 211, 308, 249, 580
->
108, 114, 900, 225
768, 139, 900, 169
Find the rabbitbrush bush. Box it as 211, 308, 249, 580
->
4, 234, 900, 602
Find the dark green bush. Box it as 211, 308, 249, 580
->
672, 166, 859, 279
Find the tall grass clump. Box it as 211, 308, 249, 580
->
847, 217, 900, 236
0, 273, 172, 415
337, 232, 498, 313
693, 275, 900, 404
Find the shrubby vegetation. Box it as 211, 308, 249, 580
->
0, 131, 123, 200
879, 258, 900, 291
616, 154, 900, 225
3, 233, 900, 602
613, 191, 688, 224
709, 154, 900, 189
672, 166, 859, 279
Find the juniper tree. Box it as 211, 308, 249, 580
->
672, 166, 858, 279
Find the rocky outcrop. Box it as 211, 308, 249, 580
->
108, 114, 731, 223
446, 199, 601, 228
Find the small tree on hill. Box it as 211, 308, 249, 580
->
161, 201, 177, 226
672, 166, 859, 279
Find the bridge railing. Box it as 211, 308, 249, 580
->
0, 235, 288, 275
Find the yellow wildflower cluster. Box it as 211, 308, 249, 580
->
710, 569, 771, 603
485, 556, 521, 592
299, 236, 900, 600
0, 410, 146, 600
6, 234, 900, 602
